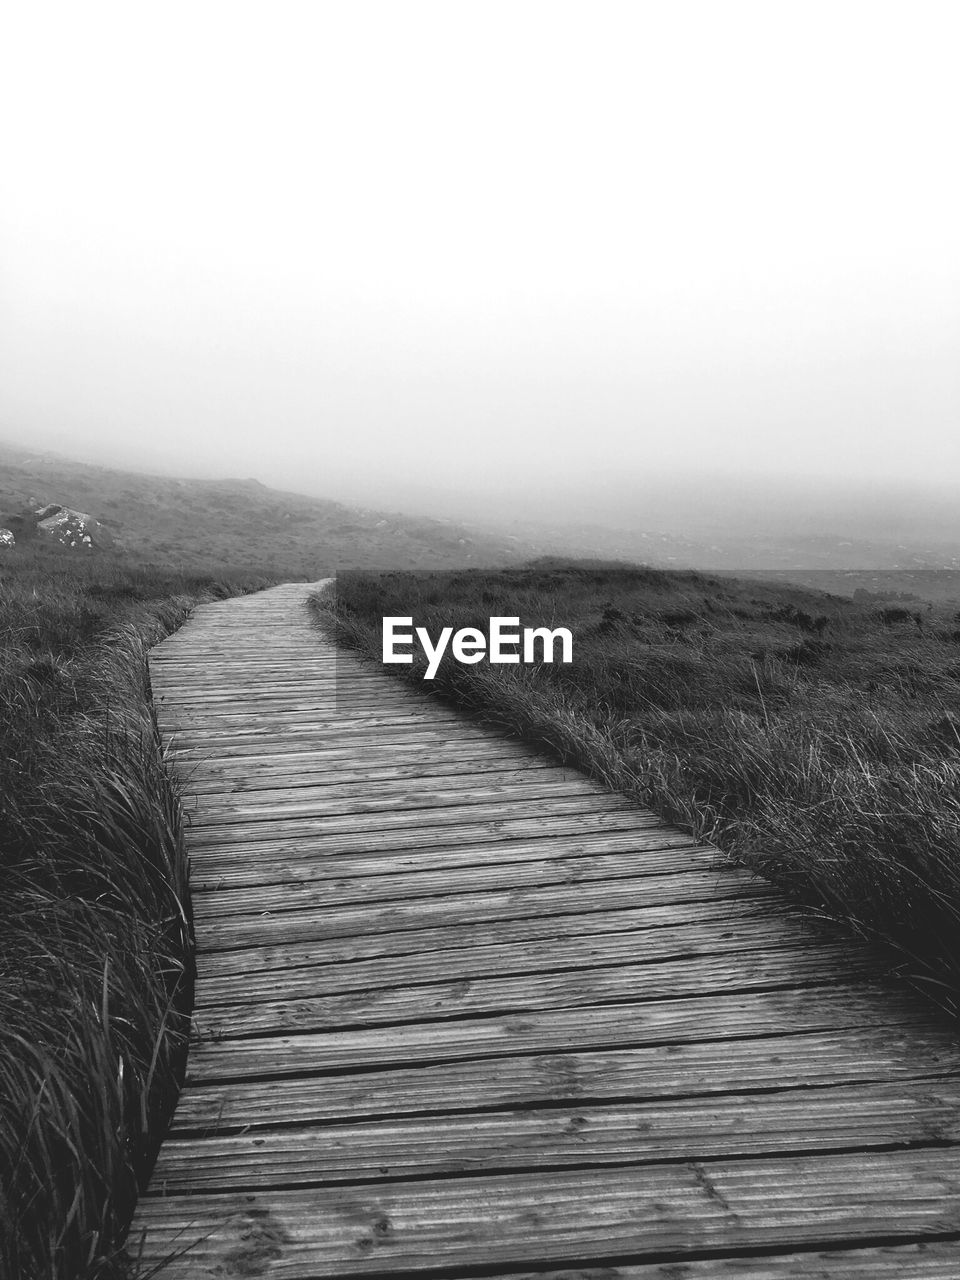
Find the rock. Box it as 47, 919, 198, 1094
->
0, 528, 14, 547
33, 504, 114, 550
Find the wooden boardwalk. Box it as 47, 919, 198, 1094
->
130, 582, 960, 1278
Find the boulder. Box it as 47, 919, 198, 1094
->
34, 504, 114, 550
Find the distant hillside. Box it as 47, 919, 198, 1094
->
0, 443, 527, 573
477, 512, 960, 576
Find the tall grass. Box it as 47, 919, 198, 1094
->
319, 565, 960, 1010
0, 548, 290, 1278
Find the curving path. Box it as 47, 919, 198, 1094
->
129, 581, 960, 1277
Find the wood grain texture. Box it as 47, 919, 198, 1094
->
150, 1080, 960, 1190
492, 1246, 960, 1278
129, 581, 960, 1278
132, 1152, 960, 1277
188, 857, 741, 917
196, 896, 803, 980
187, 829, 721, 890
192, 914, 834, 1006
183, 985, 926, 1083
171, 1024, 960, 1133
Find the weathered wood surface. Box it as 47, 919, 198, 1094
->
130, 582, 960, 1277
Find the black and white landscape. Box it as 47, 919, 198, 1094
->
2, 4, 959, 1278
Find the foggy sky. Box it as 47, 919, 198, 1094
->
2, 1, 958, 524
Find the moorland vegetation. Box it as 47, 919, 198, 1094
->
0, 441, 521, 571
321, 563, 960, 1009
0, 542, 301, 1279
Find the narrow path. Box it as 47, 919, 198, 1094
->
130, 582, 960, 1277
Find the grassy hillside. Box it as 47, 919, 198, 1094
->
320, 563, 960, 1009
731, 567, 960, 606
0, 442, 524, 571
0, 549, 290, 1279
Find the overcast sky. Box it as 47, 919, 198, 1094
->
1, 1, 958, 518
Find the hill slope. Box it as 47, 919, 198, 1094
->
0, 443, 526, 572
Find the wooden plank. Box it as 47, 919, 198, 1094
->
184, 756, 557, 794
189, 777, 607, 825
164, 707, 471, 733
184, 985, 919, 1082
153, 677, 428, 692
491, 1245, 960, 1278
166, 727, 510, 753
156, 679, 494, 696
153, 651, 354, 662
172, 1025, 960, 1133
188, 828, 704, 888
169, 716, 491, 737
162, 718, 524, 739
167, 702, 474, 724
172, 741, 548, 781
189, 768, 604, 815
156, 687, 497, 707
157, 651, 334, 659
184, 800, 692, 848
189, 856, 734, 918
184, 809, 684, 862
191, 946, 875, 1039
162, 682, 460, 702
195, 871, 774, 952
148, 1080, 960, 1191
161, 674, 438, 687
197, 897, 800, 981
129, 1151, 960, 1278
182, 753, 553, 780
161, 671, 427, 681
189, 842, 722, 895
165, 730, 544, 760
162, 712, 505, 736
192, 917, 844, 1008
